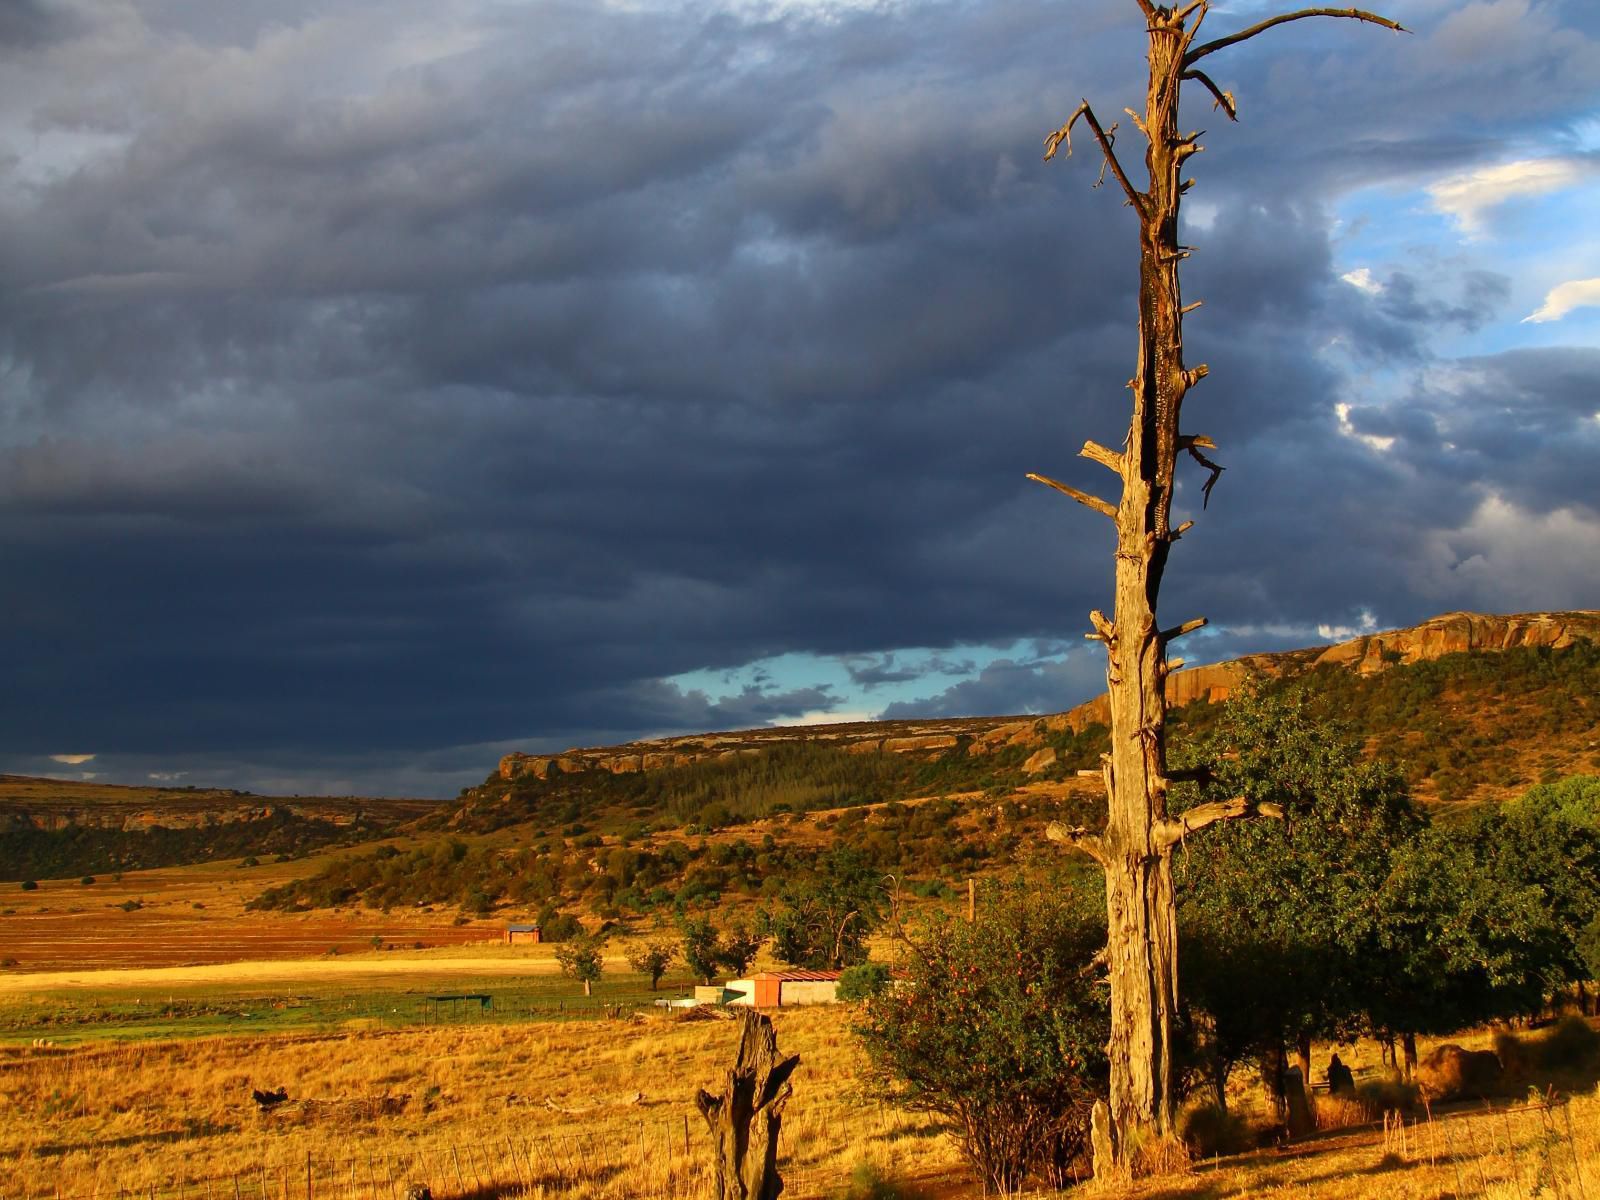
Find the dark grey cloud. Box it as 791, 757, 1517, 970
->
881, 651, 1107, 721
0, 0, 1596, 795
0, 0, 82, 50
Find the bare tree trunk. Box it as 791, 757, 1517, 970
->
1401, 1032, 1417, 1081
695, 1010, 800, 1200
1039, 1, 1402, 1170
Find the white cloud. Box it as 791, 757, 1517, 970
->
1334, 402, 1394, 452
1523, 277, 1600, 324
49, 753, 95, 764
1341, 267, 1383, 295
1412, 493, 1600, 611
1426, 157, 1593, 237
769, 709, 875, 727
1317, 609, 1378, 641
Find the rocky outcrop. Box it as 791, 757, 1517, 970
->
1312, 610, 1600, 675
1023, 747, 1057, 775
488, 611, 1600, 784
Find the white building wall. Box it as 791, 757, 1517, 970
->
778, 980, 838, 1006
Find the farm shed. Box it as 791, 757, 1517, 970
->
503, 923, 542, 945
725, 969, 843, 1007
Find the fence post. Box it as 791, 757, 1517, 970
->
305, 1153, 312, 1200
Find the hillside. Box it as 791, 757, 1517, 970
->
486, 608, 1600, 810
0, 776, 439, 882
250, 609, 1600, 918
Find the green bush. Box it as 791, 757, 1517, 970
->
19, 881, 37, 892
837, 963, 892, 1002
538, 910, 584, 943
855, 876, 1106, 1194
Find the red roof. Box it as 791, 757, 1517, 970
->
751, 970, 843, 982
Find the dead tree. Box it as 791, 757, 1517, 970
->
1034, 0, 1403, 1168
695, 1010, 801, 1200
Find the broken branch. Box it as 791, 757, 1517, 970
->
1182, 68, 1238, 120
1080, 439, 1126, 474
1046, 821, 1107, 864
1153, 795, 1285, 848
1185, 441, 1226, 508
1027, 472, 1118, 520
1044, 100, 1147, 215
1088, 609, 1116, 642
1184, 8, 1406, 66
1159, 616, 1209, 642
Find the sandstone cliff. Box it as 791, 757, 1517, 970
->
492, 610, 1600, 782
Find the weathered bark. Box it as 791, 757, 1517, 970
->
695, 1010, 801, 1200
1039, 1, 1402, 1169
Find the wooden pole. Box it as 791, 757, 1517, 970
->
966, 877, 975, 923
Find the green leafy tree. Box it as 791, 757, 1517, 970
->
1579, 916, 1600, 1004
761, 847, 884, 969
716, 918, 764, 977
625, 940, 677, 991
1507, 775, 1600, 830
680, 915, 724, 985
836, 962, 892, 1002
1372, 820, 1549, 1042
1174, 688, 1420, 1106
554, 934, 605, 997
1372, 800, 1600, 1054
855, 877, 1107, 1193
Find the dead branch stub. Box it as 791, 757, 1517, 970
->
695, 1010, 800, 1200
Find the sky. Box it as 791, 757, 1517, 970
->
1, 0, 1597, 798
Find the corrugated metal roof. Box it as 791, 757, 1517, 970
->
751, 970, 843, 982
505, 924, 541, 931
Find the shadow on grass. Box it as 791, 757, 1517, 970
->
30, 1122, 242, 1156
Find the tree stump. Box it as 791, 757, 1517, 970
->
695, 1010, 801, 1200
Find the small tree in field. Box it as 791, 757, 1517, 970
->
680, 915, 725, 985
555, 934, 605, 997
856, 879, 1107, 1194
626, 939, 677, 990
760, 847, 883, 969
1034, 0, 1403, 1165
717, 918, 765, 977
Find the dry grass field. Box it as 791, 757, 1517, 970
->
0, 1002, 965, 1200
3, 998, 1598, 1200
0, 859, 504, 972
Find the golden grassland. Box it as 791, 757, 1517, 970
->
0, 857, 505, 972
0, 1003, 964, 1200
2, 989, 1597, 1200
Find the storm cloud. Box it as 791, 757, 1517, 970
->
1, 0, 1597, 795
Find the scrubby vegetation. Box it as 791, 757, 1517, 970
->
0, 807, 389, 882
1172, 642, 1600, 802
856, 877, 1108, 1193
